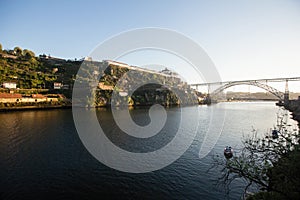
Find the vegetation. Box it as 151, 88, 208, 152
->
0, 45, 81, 97
212, 110, 300, 199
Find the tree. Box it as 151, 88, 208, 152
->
14, 46, 22, 56
0, 43, 2, 52
22, 49, 35, 59
212, 110, 300, 199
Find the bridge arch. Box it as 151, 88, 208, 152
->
211, 81, 284, 100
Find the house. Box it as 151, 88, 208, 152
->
0, 93, 63, 103
46, 94, 62, 102
84, 56, 92, 61
31, 94, 47, 101
21, 94, 47, 103
52, 68, 58, 73
0, 93, 22, 103
54, 82, 62, 89
2, 82, 17, 89
160, 67, 179, 77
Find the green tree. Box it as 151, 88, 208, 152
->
22, 49, 35, 59
14, 46, 22, 56
0, 43, 2, 52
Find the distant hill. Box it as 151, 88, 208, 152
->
225, 91, 300, 101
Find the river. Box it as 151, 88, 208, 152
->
0, 102, 295, 199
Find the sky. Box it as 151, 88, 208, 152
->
1, 0, 300, 91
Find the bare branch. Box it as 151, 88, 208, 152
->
211, 108, 299, 197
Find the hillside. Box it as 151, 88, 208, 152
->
0, 46, 80, 95
0, 45, 198, 107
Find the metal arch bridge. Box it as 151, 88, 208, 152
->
211, 81, 284, 100
190, 77, 300, 101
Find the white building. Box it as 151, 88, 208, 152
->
3, 82, 17, 89
54, 82, 62, 89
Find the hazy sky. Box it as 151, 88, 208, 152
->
1, 0, 300, 90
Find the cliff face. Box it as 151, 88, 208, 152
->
75, 61, 198, 107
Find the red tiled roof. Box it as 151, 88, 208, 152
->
0, 93, 22, 98
31, 94, 46, 98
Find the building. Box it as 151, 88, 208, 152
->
84, 56, 92, 61
104, 60, 130, 68
2, 82, 17, 89
54, 82, 62, 89
0, 93, 22, 103
52, 68, 58, 73
0, 93, 62, 103
159, 67, 179, 78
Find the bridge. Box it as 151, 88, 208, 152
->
190, 77, 300, 103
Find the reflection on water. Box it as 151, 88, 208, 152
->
0, 102, 294, 199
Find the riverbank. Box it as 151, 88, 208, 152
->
0, 99, 71, 112
247, 99, 300, 199
285, 98, 300, 125
276, 97, 300, 127
0, 104, 71, 112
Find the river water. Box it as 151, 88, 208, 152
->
0, 102, 295, 199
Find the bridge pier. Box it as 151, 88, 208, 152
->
205, 94, 211, 104
284, 80, 290, 106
